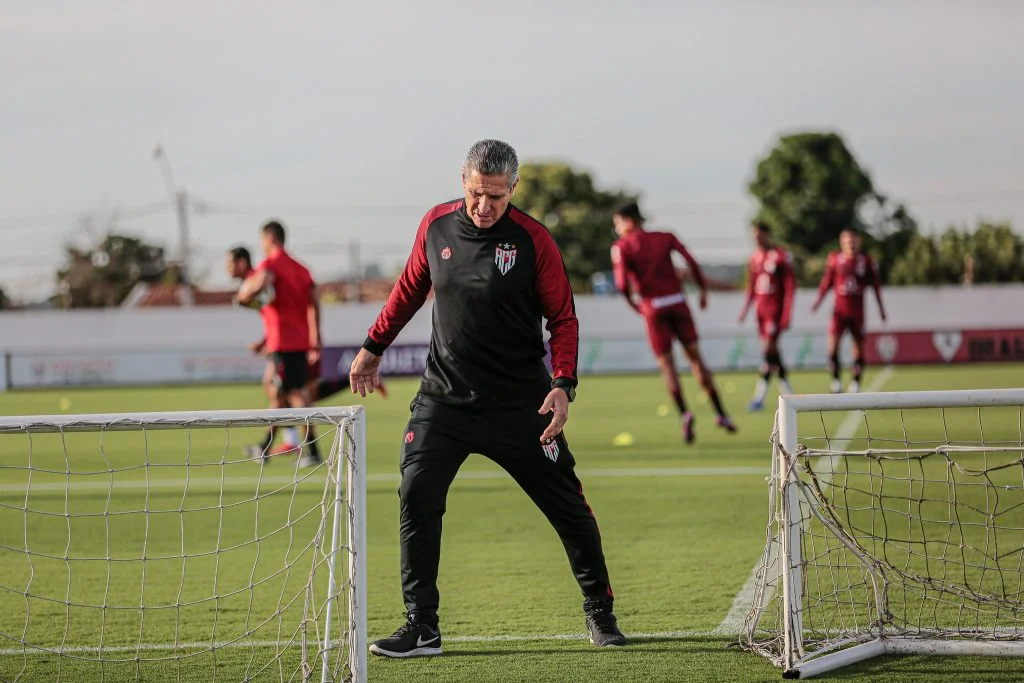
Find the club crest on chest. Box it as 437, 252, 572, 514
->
495, 243, 517, 275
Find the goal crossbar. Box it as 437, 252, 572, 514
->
0, 407, 359, 434
782, 387, 1024, 412
743, 388, 1024, 679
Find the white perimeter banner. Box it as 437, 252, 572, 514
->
578, 333, 847, 375
6, 334, 846, 389
9, 350, 269, 389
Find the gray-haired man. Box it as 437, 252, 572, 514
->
350, 139, 626, 657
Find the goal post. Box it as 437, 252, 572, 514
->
742, 388, 1024, 679
0, 407, 367, 683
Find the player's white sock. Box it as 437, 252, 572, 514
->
752, 378, 768, 403
779, 379, 794, 396
283, 427, 300, 447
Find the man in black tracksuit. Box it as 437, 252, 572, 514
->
349, 139, 626, 658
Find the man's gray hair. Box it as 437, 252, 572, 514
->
463, 139, 519, 189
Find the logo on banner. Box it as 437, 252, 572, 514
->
495, 243, 517, 275
542, 440, 560, 462
932, 331, 963, 363
875, 334, 899, 364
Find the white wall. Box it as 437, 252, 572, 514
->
0, 284, 1020, 352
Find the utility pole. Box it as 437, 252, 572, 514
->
151, 145, 191, 286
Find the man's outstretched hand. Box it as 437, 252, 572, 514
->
349, 348, 383, 397
538, 388, 570, 443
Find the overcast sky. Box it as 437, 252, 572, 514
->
3, 1, 1023, 300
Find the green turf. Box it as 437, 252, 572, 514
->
0, 364, 1023, 681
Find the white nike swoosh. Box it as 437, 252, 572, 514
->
416, 635, 440, 647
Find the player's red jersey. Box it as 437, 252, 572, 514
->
256, 248, 315, 353
611, 230, 706, 315
745, 247, 795, 324
817, 251, 880, 317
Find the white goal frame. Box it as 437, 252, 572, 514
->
0, 407, 368, 683
766, 389, 1024, 679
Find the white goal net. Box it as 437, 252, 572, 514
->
742, 389, 1024, 679
0, 407, 366, 683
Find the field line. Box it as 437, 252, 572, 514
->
711, 366, 895, 637
0, 630, 719, 657
0, 466, 766, 494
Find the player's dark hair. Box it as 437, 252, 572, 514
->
228, 246, 251, 267
840, 226, 861, 237
262, 220, 286, 245
613, 201, 645, 223
753, 222, 771, 234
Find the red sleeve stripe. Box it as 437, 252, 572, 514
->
509, 207, 580, 384
366, 200, 463, 352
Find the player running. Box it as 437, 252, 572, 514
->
810, 227, 887, 393
227, 246, 302, 453
236, 221, 323, 467
738, 223, 796, 411
611, 202, 737, 443
228, 245, 389, 457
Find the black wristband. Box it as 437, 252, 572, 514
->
551, 377, 577, 391
361, 336, 387, 357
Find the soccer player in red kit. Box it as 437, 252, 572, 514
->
611, 202, 736, 443
738, 223, 796, 411
811, 227, 887, 393
237, 221, 324, 467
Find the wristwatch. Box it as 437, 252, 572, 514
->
552, 378, 576, 403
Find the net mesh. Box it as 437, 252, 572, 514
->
0, 410, 361, 683
743, 401, 1024, 669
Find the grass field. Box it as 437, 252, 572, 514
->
1, 364, 1024, 682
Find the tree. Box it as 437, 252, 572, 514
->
888, 221, 1023, 286
887, 232, 944, 285
57, 233, 170, 308
0, 286, 10, 310
513, 162, 637, 291
749, 132, 874, 256
857, 192, 918, 282
969, 222, 1024, 282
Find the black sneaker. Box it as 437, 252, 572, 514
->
369, 619, 442, 658
586, 608, 626, 647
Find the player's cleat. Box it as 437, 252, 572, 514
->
586, 607, 626, 647
830, 379, 843, 394
296, 452, 322, 468
369, 619, 442, 658
848, 380, 861, 394
245, 444, 268, 463
271, 443, 299, 456
748, 398, 765, 412
716, 416, 738, 433
682, 412, 695, 444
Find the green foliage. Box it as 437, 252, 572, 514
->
514, 162, 637, 291
56, 233, 170, 308
889, 221, 1024, 285
749, 132, 874, 255
748, 133, 931, 286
